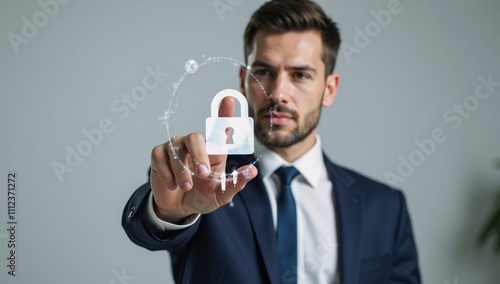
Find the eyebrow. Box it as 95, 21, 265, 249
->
251, 60, 317, 74
251, 60, 273, 69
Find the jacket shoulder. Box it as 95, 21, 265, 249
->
324, 156, 405, 201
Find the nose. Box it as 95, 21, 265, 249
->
268, 72, 291, 104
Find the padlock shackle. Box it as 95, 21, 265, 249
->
211, 89, 249, 118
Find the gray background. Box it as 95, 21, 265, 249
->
1, 0, 499, 283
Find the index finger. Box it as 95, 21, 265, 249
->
218, 96, 235, 117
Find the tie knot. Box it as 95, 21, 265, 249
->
275, 166, 300, 186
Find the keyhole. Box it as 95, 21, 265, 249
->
225, 127, 234, 144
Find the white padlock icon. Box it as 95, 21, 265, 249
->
205, 89, 254, 155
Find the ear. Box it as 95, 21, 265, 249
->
239, 66, 246, 96
322, 72, 339, 108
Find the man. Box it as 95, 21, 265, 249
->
122, 0, 421, 283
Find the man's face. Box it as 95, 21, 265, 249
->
240, 30, 338, 150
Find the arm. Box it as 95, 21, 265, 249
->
122, 97, 257, 251
121, 182, 202, 251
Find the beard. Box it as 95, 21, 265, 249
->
249, 101, 322, 148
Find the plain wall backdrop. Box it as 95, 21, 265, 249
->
1, 0, 499, 283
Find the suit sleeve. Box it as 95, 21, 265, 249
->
121, 182, 201, 253
390, 191, 421, 283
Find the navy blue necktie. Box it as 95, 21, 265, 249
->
275, 166, 300, 284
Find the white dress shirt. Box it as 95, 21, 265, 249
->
146, 135, 338, 283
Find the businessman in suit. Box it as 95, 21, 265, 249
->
122, 0, 421, 283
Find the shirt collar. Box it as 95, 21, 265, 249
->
254, 135, 324, 188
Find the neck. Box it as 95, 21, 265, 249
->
268, 131, 317, 162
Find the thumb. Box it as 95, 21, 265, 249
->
216, 164, 258, 204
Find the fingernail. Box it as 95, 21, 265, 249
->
197, 164, 209, 176
180, 182, 192, 191
168, 182, 177, 190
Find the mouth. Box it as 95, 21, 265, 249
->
255, 104, 298, 128
262, 112, 294, 126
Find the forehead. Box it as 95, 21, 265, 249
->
248, 30, 324, 68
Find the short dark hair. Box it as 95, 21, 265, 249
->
243, 0, 341, 75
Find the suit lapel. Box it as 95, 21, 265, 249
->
230, 156, 280, 284
324, 155, 364, 284
230, 155, 365, 284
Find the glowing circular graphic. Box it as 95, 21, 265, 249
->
184, 59, 198, 74
161, 56, 272, 184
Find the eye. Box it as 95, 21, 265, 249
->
254, 69, 274, 78
293, 72, 311, 80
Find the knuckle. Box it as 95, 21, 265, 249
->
169, 136, 179, 144
151, 145, 164, 160
185, 133, 203, 145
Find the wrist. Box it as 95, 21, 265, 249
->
152, 200, 193, 224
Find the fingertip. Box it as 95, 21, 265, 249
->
168, 182, 178, 190
180, 181, 192, 191
218, 96, 236, 117
246, 165, 258, 178
196, 164, 210, 178
238, 164, 258, 182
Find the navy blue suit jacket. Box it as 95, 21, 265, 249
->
122, 154, 421, 283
